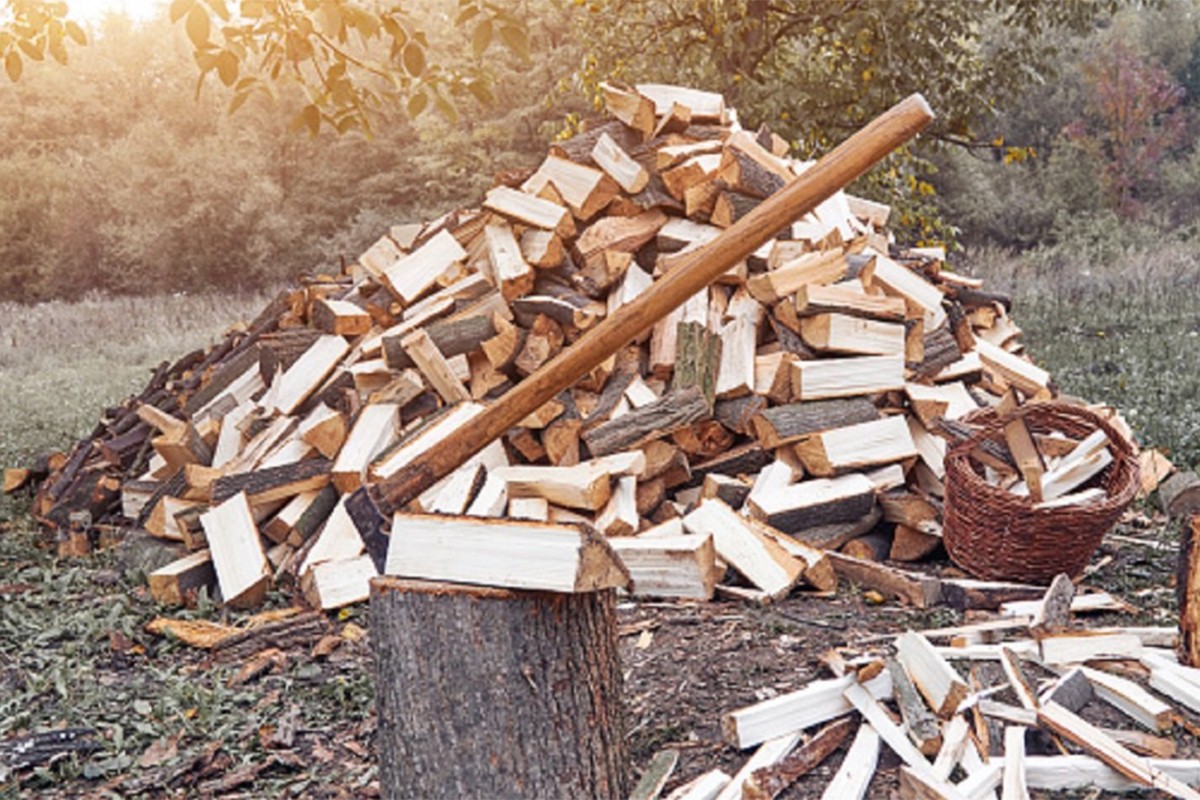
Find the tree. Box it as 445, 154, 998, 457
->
564, 0, 1125, 242
2, 0, 87, 81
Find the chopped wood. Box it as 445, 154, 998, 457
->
1001, 726, 1029, 800
664, 769, 731, 800
870, 252, 947, 329
800, 313, 906, 357
743, 717, 854, 800
1181, 515, 1200, 667
751, 398, 879, 448
583, 387, 711, 457
682, 499, 803, 599
271, 335, 350, 415
888, 657, 943, 755
1159, 471, 1200, 519
483, 222, 535, 301
1038, 632, 1142, 665
722, 671, 892, 750
301, 553, 377, 610
820, 723, 880, 800
401, 328, 471, 404
331, 404, 400, 493
600, 81, 656, 138
148, 549, 216, 606
386, 512, 629, 592
895, 630, 970, 718
1022, 755, 1200, 793
494, 452, 642, 512
795, 281, 907, 321
483, 185, 576, 239
1036, 701, 1200, 800
527, 155, 621, 221
608, 534, 718, 600
210, 458, 331, 508
794, 414, 918, 477
592, 132, 650, 194
382, 229, 467, 305
1080, 665, 1174, 731
311, 297, 371, 337
1029, 573, 1075, 639
746, 473, 876, 535
199, 492, 271, 609
747, 250, 847, 304
790, 354, 905, 400
714, 732, 802, 800
827, 553, 942, 608
595, 474, 638, 536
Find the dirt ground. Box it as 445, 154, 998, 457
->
0, 504, 1192, 799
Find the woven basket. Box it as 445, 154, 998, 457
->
941, 403, 1139, 584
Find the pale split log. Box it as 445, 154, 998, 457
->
493, 452, 643, 512
311, 297, 371, 337
869, 252, 947, 329
721, 671, 891, 750
271, 335, 350, 415
592, 132, 650, 193
790, 354, 905, 400
793, 414, 917, 477
483, 185, 576, 239
331, 403, 400, 493
1036, 701, 1200, 800
371, 402, 485, 481
820, 723, 880, 800
484, 222, 535, 301
743, 717, 854, 800
608, 534, 718, 600
664, 769, 731, 800
1029, 573, 1075, 639
402, 328, 472, 404
301, 553, 377, 610
526, 155, 621, 222
637, 83, 727, 121
746, 250, 847, 304
297, 496, 364, 576
795, 281, 906, 321
199, 492, 271, 609
800, 312, 906, 356
931, 715, 971, 782
147, 549, 216, 606
595, 475, 638, 536
381, 229, 468, 305
600, 81, 656, 137
888, 657, 943, 756
713, 732, 802, 800
1022, 755, 1200, 793
895, 630, 969, 718
1079, 665, 1175, 731
842, 683, 965, 798
210, 457, 331, 509
386, 513, 629, 593
1038, 632, 1142, 665
682, 498, 803, 599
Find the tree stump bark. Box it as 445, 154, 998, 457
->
370, 577, 628, 799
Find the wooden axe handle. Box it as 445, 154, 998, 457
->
371, 93, 935, 516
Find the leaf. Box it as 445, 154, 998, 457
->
455, 5, 479, 26
205, 0, 230, 21
240, 0, 264, 18
433, 92, 458, 124
406, 89, 427, 117
401, 42, 425, 77
48, 38, 68, 65
5, 51, 21, 82
297, 103, 320, 136
65, 21, 86, 45
186, 5, 211, 49
498, 24, 529, 61
170, 0, 194, 23
471, 19, 492, 57
18, 39, 44, 61
466, 78, 493, 105
229, 89, 252, 114
215, 50, 238, 86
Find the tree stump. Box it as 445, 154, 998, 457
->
370, 577, 628, 799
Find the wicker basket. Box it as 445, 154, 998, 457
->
941, 403, 1139, 584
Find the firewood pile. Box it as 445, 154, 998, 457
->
682, 576, 1200, 800
11, 82, 1146, 613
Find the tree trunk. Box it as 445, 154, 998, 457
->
370, 577, 628, 800
1178, 515, 1200, 667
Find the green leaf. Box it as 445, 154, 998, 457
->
402, 42, 425, 77
65, 21, 86, 45
186, 5, 211, 49
4, 51, 21, 82
406, 89, 427, 117
498, 24, 529, 61
170, 0, 194, 23
215, 50, 238, 85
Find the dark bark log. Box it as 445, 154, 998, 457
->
713, 395, 768, 436
184, 345, 262, 416
914, 326, 962, 379
841, 530, 893, 562
685, 444, 772, 489
669, 322, 721, 410
381, 314, 497, 370
371, 578, 627, 800
210, 458, 331, 505
750, 398, 879, 448
583, 386, 710, 457
1160, 472, 1200, 520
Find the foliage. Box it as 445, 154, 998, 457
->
176, 0, 530, 136
1065, 41, 1189, 218
564, 0, 1125, 244
1, 0, 86, 81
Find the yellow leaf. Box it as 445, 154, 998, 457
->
186, 5, 211, 48
4, 51, 21, 82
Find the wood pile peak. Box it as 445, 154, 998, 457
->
16, 81, 1142, 615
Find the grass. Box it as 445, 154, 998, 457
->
0, 290, 277, 468
966, 240, 1200, 469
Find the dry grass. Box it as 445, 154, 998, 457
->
0, 290, 276, 466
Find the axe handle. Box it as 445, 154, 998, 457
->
372, 93, 935, 515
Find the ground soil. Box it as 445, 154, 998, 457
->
0, 505, 1193, 799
